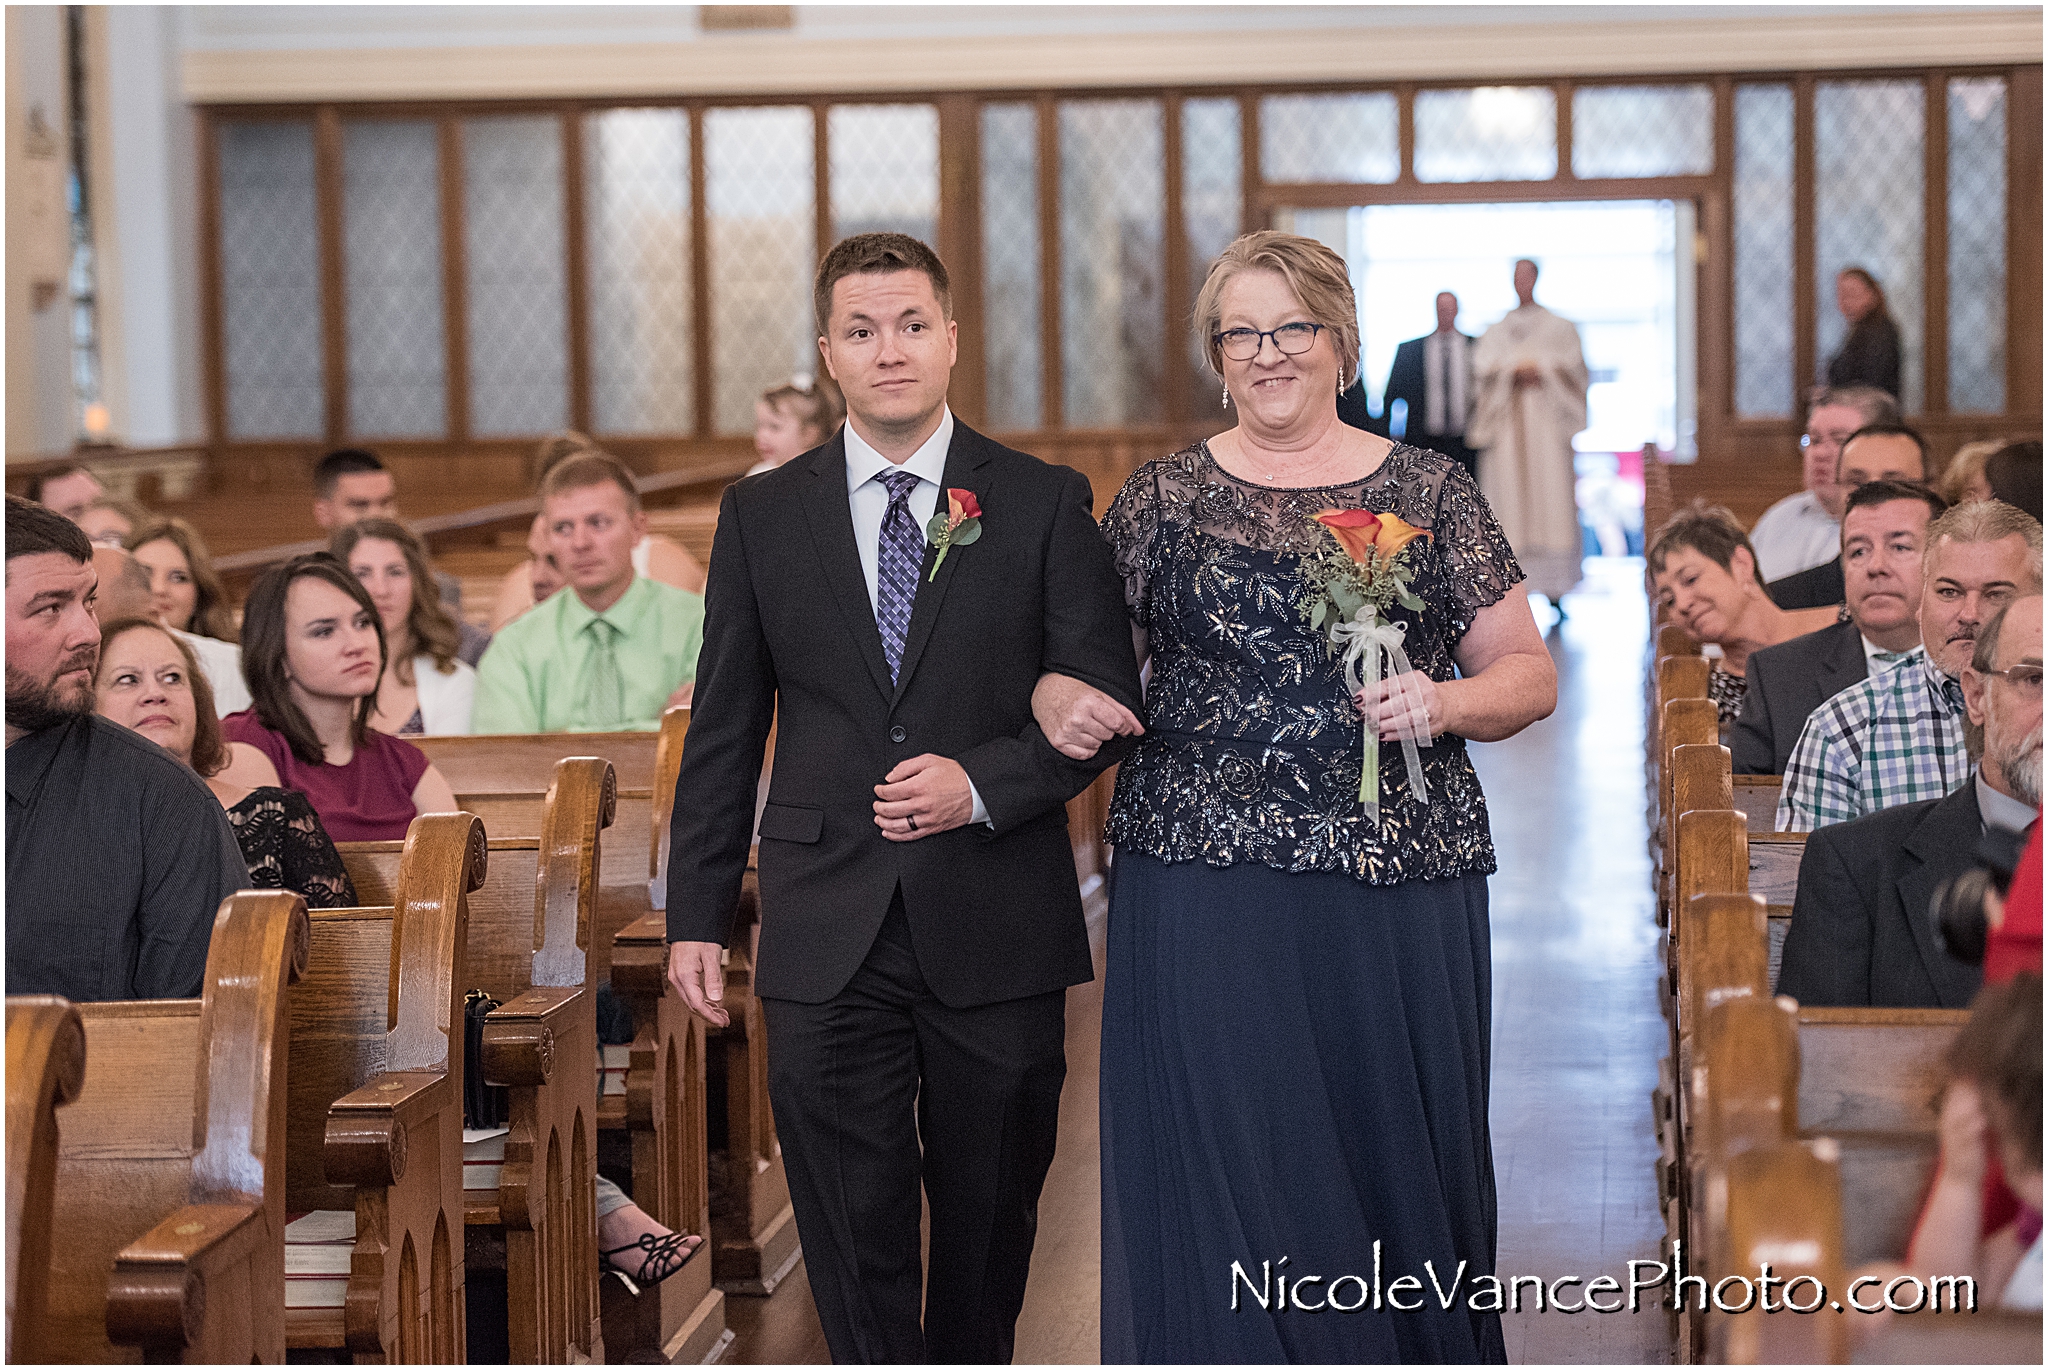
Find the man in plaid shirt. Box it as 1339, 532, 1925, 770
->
1779, 500, 2040, 831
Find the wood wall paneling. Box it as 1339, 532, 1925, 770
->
198, 111, 228, 447
2007, 65, 2042, 417
314, 108, 347, 444
1791, 75, 1817, 413
936, 93, 986, 429
1923, 71, 1950, 416
562, 108, 592, 434
1034, 95, 1062, 429
688, 105, 713, 441
1161, 92, 1190, 426
438, 116, 470, 443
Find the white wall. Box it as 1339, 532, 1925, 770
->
5, 5, 77, 456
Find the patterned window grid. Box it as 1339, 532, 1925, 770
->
463, 115, 568, 437
218, 121, 324, 440
1183, 97, 1243, 391
1947, 77, 2006, 414
1414, 86, 1557, 183
1815, 81, 1924, 413
830, 104, 939, 246
1571, 85, 1714, 179
342, 120, 445, 439
584, 108, 693, 436
1057, 99, 1165, 427
1733, 85, 1796, 419
706, 106, 816, 436
980, 103, 1041, 432
1258, 92, 1397, 185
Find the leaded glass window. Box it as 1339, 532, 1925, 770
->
830, 103, 938, 246
584, 108, 693, 435
463, 115, 567, 437
342, 120, 444, 439
1414, 87, 1557, 183
1815, 80, 1924, 412
1057, 99, 1164, 426
706, 106, 815, 436
218, 120, 324, 440
1571, 85, 1713, 178
1182, 97, 1242, 390
1947, 77, 2006, 414
1258, 93, 1396, 184
980, 103, 1041, 432
1733, 85, 1795, 419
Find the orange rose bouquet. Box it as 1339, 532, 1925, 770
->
1297, 508, 1435, 821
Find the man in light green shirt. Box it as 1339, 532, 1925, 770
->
473, 453, 705, 733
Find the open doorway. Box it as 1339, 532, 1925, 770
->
1280, 200, 1696, 558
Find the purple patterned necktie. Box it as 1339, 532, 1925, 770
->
874, 467, 924, 682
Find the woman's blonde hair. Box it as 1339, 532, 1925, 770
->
1192, 231, 1361, 391
124, 516, 238, 642
1939, 438, 2006, 506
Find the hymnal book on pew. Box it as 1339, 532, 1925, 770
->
602, 1044, 630, 1097
465, 1125, 509, 1192
284, 1210, 356, 1309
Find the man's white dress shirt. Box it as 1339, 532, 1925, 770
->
1749, 490, 1841, 583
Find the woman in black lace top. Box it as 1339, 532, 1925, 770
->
94, 619, 357, 908
1089, 234, 1555, 1364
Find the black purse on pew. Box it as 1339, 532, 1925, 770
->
463, 989, 510, 1130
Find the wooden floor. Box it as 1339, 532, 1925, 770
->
723, 558, 1669, 1365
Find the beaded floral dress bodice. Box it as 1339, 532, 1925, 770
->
1101, 442, 1524, 884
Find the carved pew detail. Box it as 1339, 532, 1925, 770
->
48, 891, 310, 1363
290, 812, 485, 1360
6, 996, 88, 1364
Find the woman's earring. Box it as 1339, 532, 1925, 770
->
1221, 385, 1231, 410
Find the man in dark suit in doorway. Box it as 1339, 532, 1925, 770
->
1776, 594, 2040, 1009
1731, 479, 1943, 774
1340, 291, 1477, 480
665, 233, 1145, 1363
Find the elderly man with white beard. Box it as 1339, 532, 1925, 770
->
1775, 594, 2041, 1009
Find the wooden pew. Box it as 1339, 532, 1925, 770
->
343, 761, 614, 1362
7, 997, 88, 1363
1730, 774, 1781, 833
45, 891, 311, 1363
1659, 623, 1703, 658
286, 812, 484, 1360
1715, 1138, 1850, 1364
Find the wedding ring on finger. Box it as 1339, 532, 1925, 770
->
907, 815, 919, 832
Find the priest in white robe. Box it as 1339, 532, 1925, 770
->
1468, 259, 1590, 603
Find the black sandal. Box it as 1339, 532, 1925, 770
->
599, 1230, 703, 1290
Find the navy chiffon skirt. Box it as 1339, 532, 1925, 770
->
1100, 852, 1506, 1364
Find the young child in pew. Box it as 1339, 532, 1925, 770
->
1907, 973, 2042, 1310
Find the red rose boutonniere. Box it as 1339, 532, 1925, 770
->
925, 488, 982, 581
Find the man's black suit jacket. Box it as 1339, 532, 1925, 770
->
1774, 780, 1987, 1009
1383, 331, 1473, 440
665, 422, 1144, 1008
1767, 556, 1845, 610
1729, 619, 1868, 776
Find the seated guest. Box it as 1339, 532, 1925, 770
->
1779, 500, 2041, 830
90, 546, 156, 625
748, 376, 843, 475
1731, 480, 1944, 774
224, 553, 458, 842
4, 495, 248, 1001
1648, 501, 1836, 732
95, 617, 357, 907
474, 452, 705, 733
1767, 422, 1929, 610
25, 464, 106, 523
491, 434, 706, 630
1777, 595, 2040, 1007
1750, 385, 1899, 583
125, 515, 252, 716
1941, 438, 2004, 507
1986, 439, 2043, 517
333, 519, 480, 734
312, 448, 465, 613
77, 493, 148, 549
1906, 973, 2043, 1311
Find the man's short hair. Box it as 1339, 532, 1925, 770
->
22, 464, 97, 506
1842, 422, 1930, 471
1842, 478, 1946, 525
539, 451, 641, 513
1808, 385, 1900, 428
1924, 499, 2044, 587
314, 448, 387, 498
5, 493, 92, 569
814, 233, 953, 336
1646, 499, 1767, 589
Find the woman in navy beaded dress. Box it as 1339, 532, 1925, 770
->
1092, 233, 1557, 1363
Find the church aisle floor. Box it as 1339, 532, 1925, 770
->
727, 558, 1670, 1365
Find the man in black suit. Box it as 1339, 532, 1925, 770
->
1766, 423, 1930, 610
1338, 291, 1476, 479
1732, 479, 1943, 774
1777, 594, 2040, 1008
665, 233, 1144, 1363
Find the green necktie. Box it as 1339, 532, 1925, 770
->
583, 618, 625, 728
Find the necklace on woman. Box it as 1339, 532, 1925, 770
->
1239, 441, 1343, 488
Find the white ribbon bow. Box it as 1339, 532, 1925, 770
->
1331, 605, 1433, 825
